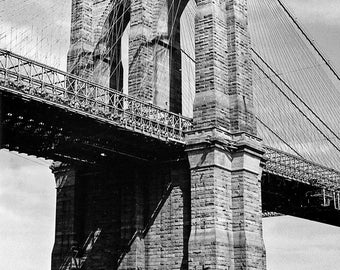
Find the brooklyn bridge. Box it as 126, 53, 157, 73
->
0, 0, 340, 269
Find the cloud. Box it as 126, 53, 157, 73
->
285, 0, 340, 26
1, 0, 70, 27
264, 216, 340, 270
0, 151, 55, 270
0, 0, 71, 69
0, 152, 55, 223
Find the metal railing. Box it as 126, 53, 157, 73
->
0, 49, 192, 143
264, 146, 340, 191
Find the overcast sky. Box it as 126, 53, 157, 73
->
0, 0, 340, 270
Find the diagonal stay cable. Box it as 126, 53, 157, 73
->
255, 116, 303, 158
252, 57, 340, 154
252, 48, 340, 144
276, 0, 340, 82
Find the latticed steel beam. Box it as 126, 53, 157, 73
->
0, 49, 192, 143
262, 211, 284, 218
264, 146, 340, 191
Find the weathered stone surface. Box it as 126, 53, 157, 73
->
226, 0, 257, 134
186, 0, 265, 268
67, 0, 95, 77
128, 0, 187, 113
186, 129, 266, 270
52, 161, 191, 270
51, 165, 78, 270
53, 1, 267, 270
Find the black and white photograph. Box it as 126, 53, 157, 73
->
0, 0, 340, 269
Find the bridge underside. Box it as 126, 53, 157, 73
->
1, 91, 339, 223
262, 173, 340, 227
0, 91, 185, 165
51, 158, 190, 270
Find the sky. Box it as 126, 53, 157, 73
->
0, 0, 340, 269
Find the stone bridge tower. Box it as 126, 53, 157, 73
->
51, 0, 266, 269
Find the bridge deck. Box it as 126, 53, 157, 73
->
0, 49, 339, 192
0, 49, 192, 144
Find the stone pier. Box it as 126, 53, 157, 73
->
52, 0, 266, 269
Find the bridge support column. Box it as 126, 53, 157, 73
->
128, 0, 187, 113
68, 0, 94, 77
231, 143, 265, 269
186, 132, 265, 270
51, 164, 124, 270
119, 175, 146, 270
51, 164, 79, 270
187, 0, 266, 268
186, 135, 234, 269
128, 0, 160, 102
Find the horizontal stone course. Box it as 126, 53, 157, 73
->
53, 0, 266, 269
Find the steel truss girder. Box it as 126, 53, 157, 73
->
0, 49, 191, 143
264, 146, 340, 192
